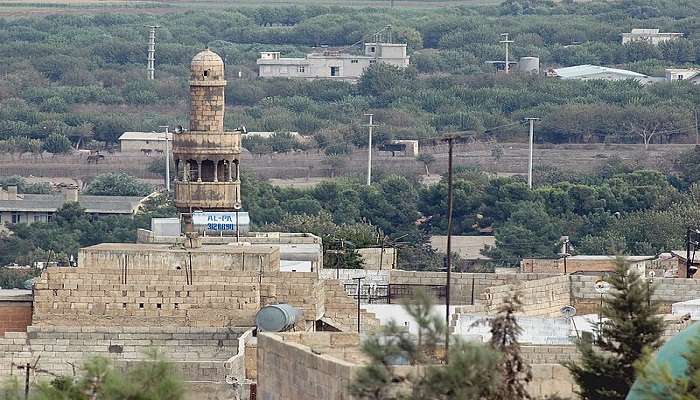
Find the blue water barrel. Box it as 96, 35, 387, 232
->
255, 304, 301, 332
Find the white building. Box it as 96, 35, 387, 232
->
547, 65, 649, 82
622, 29, 684, 45
257, 42, 409, 81
119, 131, 172, 153
665, 68, 700, 83
0, 186, 147, 225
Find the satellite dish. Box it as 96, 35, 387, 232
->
233, 202, 242, 210
560, 305, 577, 318
594, 279, 611, 294
648, 270, 656, 278
174, 125, 183, 134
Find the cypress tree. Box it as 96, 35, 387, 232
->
565, 260, 665, 400
489, 293, 532, 400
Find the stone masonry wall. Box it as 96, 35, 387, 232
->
571, 275, 700, 314
529, 364, 577, 399
261, 272, 325, 324
521, 344, 578, 364
257, 332, 358, 400
0, 326, 243, 383
33, 268, 261, 327
482, 275, 571, 316
257, 332, 578, 400
78, 244, 280, 275
323, 280, 380, 333
389, 271, 559, 305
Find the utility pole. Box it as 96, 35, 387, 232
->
694, 110, 698, 145
145, 25, 160, 80
353, 276, 365, 333
159, 125, 170, 191
500, 33, 514, 74
365, 113, 377, 186
524, 118, 540, 189
444, 135, 455, 363
686, 228, 700, 278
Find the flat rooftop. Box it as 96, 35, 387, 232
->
0, 289, 32, 301
82, 242, 279, 255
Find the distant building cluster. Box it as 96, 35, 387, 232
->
622, 28, 684, 45
257, 42, 410, 81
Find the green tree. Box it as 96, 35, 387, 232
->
416, 153, 435, 176
84, 173, 153, 197
565, 261, 665, 400
483, 201, 562, 265
42, 134, 72, 155
3, 349, 184, 400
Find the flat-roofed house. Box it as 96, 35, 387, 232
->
118, 131, 172, 153
0, 186, 147, 225
665, 68, 700, 83
257, 42, 409, 81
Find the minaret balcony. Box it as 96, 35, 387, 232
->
172, 131, 241, 155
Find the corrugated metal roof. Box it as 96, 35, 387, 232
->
553, 65, 647, 79
118, 132, 172, 141
0, 194, 145, 214
631, 28, 660, 34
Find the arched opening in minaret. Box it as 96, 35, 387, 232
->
200, 160, 216, 182
217, 160, 228, 182
185, 159, 199, 182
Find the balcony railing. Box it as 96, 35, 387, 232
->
173, 132, 241, 155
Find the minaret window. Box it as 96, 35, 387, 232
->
203, 70, 209, 77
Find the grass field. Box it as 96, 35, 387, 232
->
0, 0, 501, 17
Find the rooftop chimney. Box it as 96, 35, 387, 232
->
7, 186, 18, 200
62, 187, 79, 203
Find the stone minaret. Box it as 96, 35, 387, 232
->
173, 49, 241, 223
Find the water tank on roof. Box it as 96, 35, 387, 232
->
519, 57, 540, 74
255, 304, 301, 332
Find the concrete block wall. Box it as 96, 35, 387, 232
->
323, 280, 380, 333
570, 275, 700, 314
483, 275, 571, 316
256, 331, 578, 400
257, 332, 358, 400
33, 268, 261, 327
78, 244, 280, 275
529, 364, 577, 399
0, 326, 243, 383
357, 248, 397, 270
521, 345, 579, 364
261, 272, 325, 323
389, 271, 559, 305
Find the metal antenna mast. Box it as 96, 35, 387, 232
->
365, 114, 378, 186
146, 25, 161, 80
524, 117, 540, 189
500, 33, 514, 74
